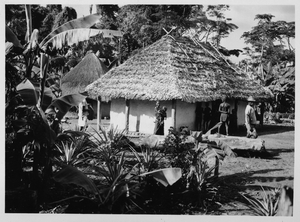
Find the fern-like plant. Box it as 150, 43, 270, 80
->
240, 186, 281, 216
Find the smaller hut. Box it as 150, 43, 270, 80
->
61, 52, 108, 95
61, 52, 110, 122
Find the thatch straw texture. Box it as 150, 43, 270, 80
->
61, 52, 108, 96
86, 36, 272, 102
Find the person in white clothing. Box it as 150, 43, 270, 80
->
245, 96, 258, 138
78, 109, 89, 131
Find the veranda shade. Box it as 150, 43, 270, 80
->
86, 36, 272, 102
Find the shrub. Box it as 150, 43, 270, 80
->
240, 186, 281, 216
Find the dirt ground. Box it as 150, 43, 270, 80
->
62, 117, 294, 215
213, 123, 295, 215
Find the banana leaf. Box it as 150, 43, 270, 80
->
23, 29, 39, 54
139, 168, 182, 187
40, 13, 102, 48
5, 42, 14, 55
16, 79, 53, 109
48, 93, 86, 120
16, 79, 39, 106
5, 26, 23, 49
45, 29, 123, 49
53, 164, 98, 195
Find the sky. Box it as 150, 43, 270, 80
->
63, 3, 296, 63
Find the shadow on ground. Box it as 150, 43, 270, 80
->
231, 124, 294, 137
214, 168, 293, 212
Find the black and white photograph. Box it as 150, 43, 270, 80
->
2, 0, 298, 221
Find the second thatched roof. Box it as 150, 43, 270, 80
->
86, 36, 272, 102
61, 52, 108, 96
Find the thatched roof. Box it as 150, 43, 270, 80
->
85, 36, 272, 102
61, 52, 108, 96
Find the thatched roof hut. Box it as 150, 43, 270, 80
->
61, 52, 108, 96
86, 36, 271, 102
85, 36, 272, 134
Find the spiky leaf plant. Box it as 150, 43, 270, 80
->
240, 186, 281, 216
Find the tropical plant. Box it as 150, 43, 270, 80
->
129, 144, 163, 173
52, 151, 182, 213
185, 143, 225, 209
54, 131, 94, 166
5, 5, 110, 210
240, 14, 295, 112
163, 129, 196, 175
184, 5, 238, 47
49, 124, 182, 213
240, 186, 281, 216
117, 5, 198, 60
88, 126, 128, 156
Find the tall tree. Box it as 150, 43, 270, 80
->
51, 6, 77, 30
205, 5, 238, 46
39, 5, 62, 40
94, 4, 119, 30
117, 5, 197, 60
183, 5, 238, 47
240, 14, 295, 112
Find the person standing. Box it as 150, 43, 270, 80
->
245, 96, 258, 138
203, 102, 212, 133
195, 103, 203, 131
154, 101, 167, 135
218, 96, 230, 136
78, 108, 89, 131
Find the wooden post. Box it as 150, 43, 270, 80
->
78, 102, 83, 127
97, 96, 102, 131
171, 99, 176, 130
125, 99, 130, 133
234, 99, 238, 132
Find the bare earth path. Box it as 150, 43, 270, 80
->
214, 124, 294, 215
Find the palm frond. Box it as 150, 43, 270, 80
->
46, 29, 122, 49
40, 13, 102, 47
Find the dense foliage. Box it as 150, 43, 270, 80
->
240, 14, 295, 112
5, 4, 294, 214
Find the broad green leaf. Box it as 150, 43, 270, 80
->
31, 66, 40, 75
42, 87, 54, 110
23, 29, 39, 54
40, 13, 102, 47
6, 26, 23, 49
16, 79, 54, 108
45, 29, 123, 49
140, 168, 182, 187
49, 94, 86, 120
5, 42, 14, 55
16, 79, 39, 106
53, 165, 98, 194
